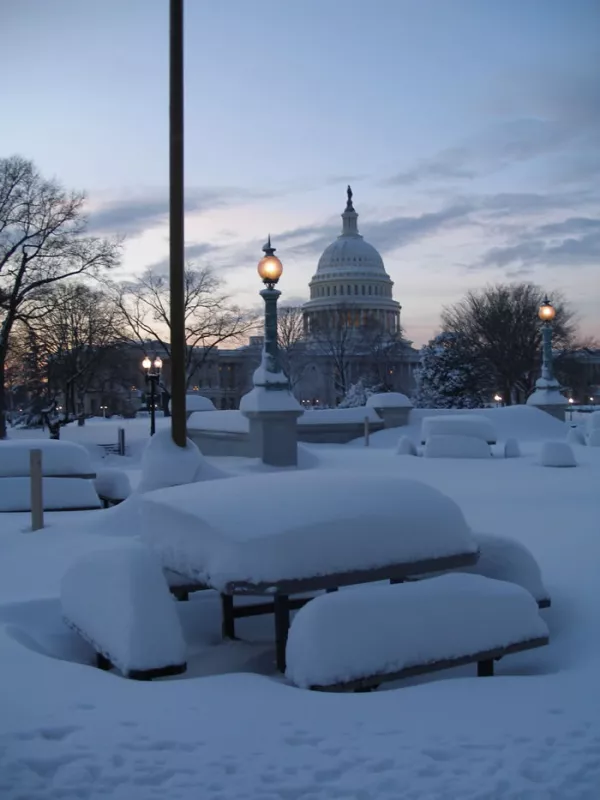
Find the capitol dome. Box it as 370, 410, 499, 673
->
303, 187, 401, 337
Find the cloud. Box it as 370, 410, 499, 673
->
481, 217, 600, 269
86, 186, 267, 236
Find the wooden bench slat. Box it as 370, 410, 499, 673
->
309, 636, 549, 692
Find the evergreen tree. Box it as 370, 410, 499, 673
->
415, 332, 488, 408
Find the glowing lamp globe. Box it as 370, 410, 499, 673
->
258, 254, 283, 285
142, 357, 152, 370
538, 298, 556, 322
154, 356, 163, 370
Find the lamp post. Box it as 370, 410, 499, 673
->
493, 394, 502, 408
257, 236, 286, 384
100, 405, 108, 418
537, 297, 557, 385
142, 356, 163, 436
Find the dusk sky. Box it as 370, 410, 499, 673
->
2, 0, 599, 345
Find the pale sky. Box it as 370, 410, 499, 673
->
2, 0, 599, 345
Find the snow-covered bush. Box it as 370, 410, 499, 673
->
396, 436, 417, 455
94, 469, 131, 501
421, 415, 496, 443
567, 427, 586, 446
540, 441, 577, 468
424, 435, 491, 459
0, 439, 92, 477
138, 429, 228, 493
338, 379, 381, 408
285, 573, 549, 689
504, 438, 521, 458
61, 544, 186, 676
0, 477, 100, 512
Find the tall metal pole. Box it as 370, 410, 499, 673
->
150, 377, 156, 436
540, 322, 555, 383
169, 0, 186, 447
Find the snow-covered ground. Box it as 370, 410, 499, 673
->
1, 408, 599, 799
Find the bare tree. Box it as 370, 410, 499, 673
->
35, 282, 126, 424
116, 266, 257, 409
277, 305, 308, 390
0, 156, 120, 437
310, 306, 357, 400
441, 283, 576, 404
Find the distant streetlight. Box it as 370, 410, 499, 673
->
257, 236, 285, 377
568, 397, 575, 404
493, 393, 502, 407
537, 297, 557, 385
100, 405, 108, 418
142, 356, 163, 435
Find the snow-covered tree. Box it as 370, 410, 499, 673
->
338, 378, 381, 408
414, 332, 488, 409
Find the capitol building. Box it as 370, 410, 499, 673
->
302, 187, 402, 339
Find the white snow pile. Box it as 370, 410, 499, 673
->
0, 477, 101, 513
424, 435, 491, 459
60, 543, 186, 676
540, 441, 577, 468
586, 410, 600, 435
141, 471, 478, 590
93, 468, 131, 501
588, 429, 600, 448
421, 414, 496, 444
185, 394, 216, 413
187, 410, 248, 433
286, 573, 549, 689
0, 439, 93, 477
137, 429, 230, 493
240, 385, 303, 414
366, 392, 413, 409
503, 437, 521, 458
396, 435, 418, 455
459, 532, 549, 606
567, 427, 586, 446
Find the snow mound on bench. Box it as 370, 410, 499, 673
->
396, 436, 417, 455
503, 437, 521, 458
61, 543, 186, 675
138, 429, 229, 492
540, 441, 577, 467
140, 471, 478, 590
421, 415, 496, 443
567, 427, 586, 446
286, 573, 548, 689
424, 435, 491, 459
94, 468, 131, 500
0, 439, 93, 477
0, 477, 100, 512
459, 533, 549, 604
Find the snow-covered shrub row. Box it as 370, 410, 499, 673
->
0, 439, 92, 478
141, 471, 478, 590
421, 415, 496, 444
424, 435, 491, 459
286, 573, 549, 689
61, 544, 186, 675
540, 441, 577, 468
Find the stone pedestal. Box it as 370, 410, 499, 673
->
526, 384, 567, 422
240, 384, 303, 467
366, 392, 413, 428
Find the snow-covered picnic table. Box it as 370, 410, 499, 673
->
141, 470, 480, 670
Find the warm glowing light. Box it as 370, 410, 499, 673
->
142, 357, 151, 370
568, 398, 575, 404
257, 255, 283, 284
153, 357, 163, 370
494, 394, 502, 402
538, 298, 556, 321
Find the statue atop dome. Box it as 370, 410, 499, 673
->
345, 185, 354, 212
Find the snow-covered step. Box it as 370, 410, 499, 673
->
61, 544, 187, 680
286, 573, 549, 691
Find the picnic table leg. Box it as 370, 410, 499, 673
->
477, 659, 494, 677
274, 594, 290, 673
221, 594, 236, 640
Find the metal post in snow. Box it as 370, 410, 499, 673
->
364, 415, 370, 447
30, 449, 44, 531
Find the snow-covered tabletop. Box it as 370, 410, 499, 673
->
140, 470, 479, 593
